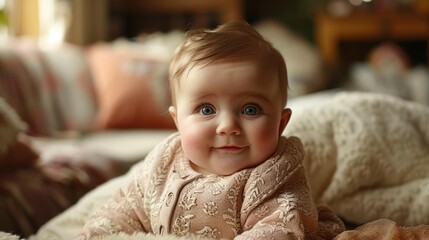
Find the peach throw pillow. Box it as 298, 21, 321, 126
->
88, 43, 176, 130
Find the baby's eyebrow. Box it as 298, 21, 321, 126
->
238, 92, 272, 104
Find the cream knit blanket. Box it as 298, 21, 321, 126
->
20, 92, 429, 240
285, 92, 429, 226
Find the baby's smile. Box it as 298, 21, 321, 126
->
212, 145, 248, 154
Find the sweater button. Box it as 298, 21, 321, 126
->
166, 192, 174, 207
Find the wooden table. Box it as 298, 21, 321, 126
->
315, 10, 429, 68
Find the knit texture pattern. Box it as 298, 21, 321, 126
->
285, 92, 429, 226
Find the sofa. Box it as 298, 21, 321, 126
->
0, 35, 181, 237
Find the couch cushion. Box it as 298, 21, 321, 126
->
40, 42, 97, 133
254, 20, 327, 98
0, 38, 96, 136
88, 41, 177, 130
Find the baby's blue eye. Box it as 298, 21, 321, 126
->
242, 105, 260, 115
199, 105, 216, 115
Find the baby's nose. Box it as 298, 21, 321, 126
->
216, 113, 241, 135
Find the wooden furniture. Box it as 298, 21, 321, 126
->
108, 0, 243, 39
315, 9, 429, 69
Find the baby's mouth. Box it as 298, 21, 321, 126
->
213, 146, 247, 153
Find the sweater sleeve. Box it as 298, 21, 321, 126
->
236, 136, 318, 240
75, 159, 153, 239
75, 133, 179, 240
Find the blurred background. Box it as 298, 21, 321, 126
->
1, 0, 429, 92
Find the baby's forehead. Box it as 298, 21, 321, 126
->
191, 57, 272, 73
184, 62, 280, 95
182, 60, 275, 85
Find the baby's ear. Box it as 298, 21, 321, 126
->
278, 108, 292, 136
169, 106, 178, 128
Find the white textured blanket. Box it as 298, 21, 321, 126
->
23, 92, 429, 240
285, 92, 429, 226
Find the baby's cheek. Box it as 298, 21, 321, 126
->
255, 125, 280, 149
181, 133, 199, 149
254, 121, 279, 139
180, 126, 207, 154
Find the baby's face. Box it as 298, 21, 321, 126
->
169, 61, 291, 175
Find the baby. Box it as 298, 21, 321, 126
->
77, 21, 340, 239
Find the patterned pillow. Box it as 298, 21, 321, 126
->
0, 39, 97, 136
40, 43, 97, 133
88, 42, 176, 130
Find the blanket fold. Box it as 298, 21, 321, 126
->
286, 92, 429, 226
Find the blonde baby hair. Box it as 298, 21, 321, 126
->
169, 21, 288, 108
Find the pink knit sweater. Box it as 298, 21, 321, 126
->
77, 133, 338, 239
